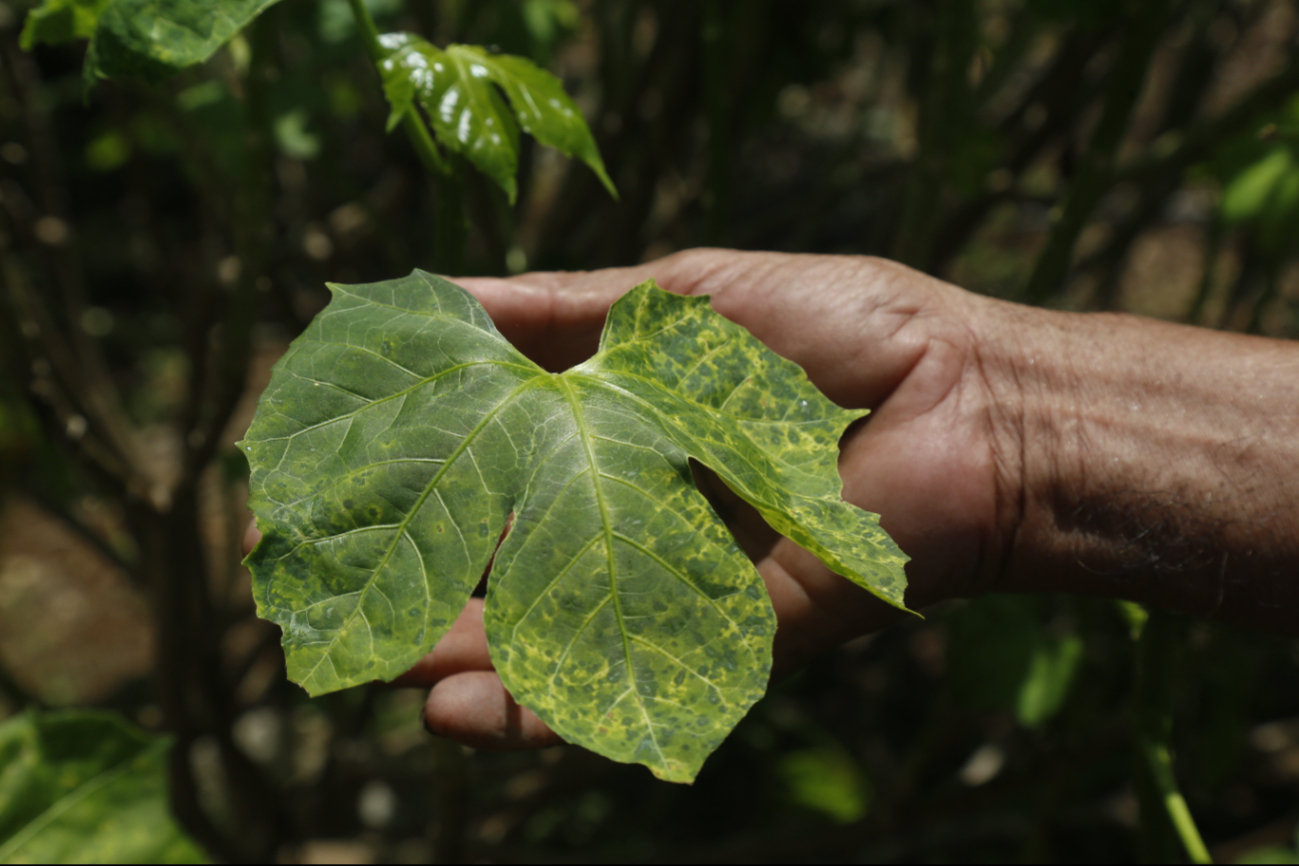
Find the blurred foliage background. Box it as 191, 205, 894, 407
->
3, 0, 1299, 862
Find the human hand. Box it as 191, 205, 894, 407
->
245, 249, 1021, 748
396, 249, 1026, 748
246, 247, 1299, 750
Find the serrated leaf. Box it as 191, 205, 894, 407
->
376, 34, 615, 202
242, 272, 907, 782
0, 711, 206, 864
19, 0, 108, 50
82, 0, 285, 85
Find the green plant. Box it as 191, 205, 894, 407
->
0, 710, 205, 864
6, 0, 1299, 861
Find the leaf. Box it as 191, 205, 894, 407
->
1221, 148, 1293, 226
242, 272, 908, 782
0, 710, 206, 864
376, 34, 616, 202
776, 746, 871, 824
1219, 145, 1299, 254
19, 0, 108, 50
1015, 631, 1082, 727
947, 595, 1081, 728
82, 0, 285, 85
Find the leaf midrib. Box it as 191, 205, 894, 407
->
557, 377, 665, 765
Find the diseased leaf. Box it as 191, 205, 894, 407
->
242, 272, 907, 782
0, 711, 206, 864
83, 0, 285, 85
19, 0, 108, 50
376, 34, 615, 202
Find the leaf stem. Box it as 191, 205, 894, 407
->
1137, 732, 1213, 864
1132, 610, 1212, 865
434, 160, 467, 275
345, 0, 450, 178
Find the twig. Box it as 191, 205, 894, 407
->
1, 261, 138, 499
931, 30, 1114, 273
19, 487, 137, 578
0, 42, 144, 485
1187, 216, 1224, 325
183, 15, 276, 479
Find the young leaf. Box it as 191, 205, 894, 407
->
0, 711, 206, 864
376, 34, 616, 202
242, 272, 907, 782
81, 0, 285, 84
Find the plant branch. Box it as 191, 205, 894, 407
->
930, 28, 1113, 274
1, 260, 138, 500
183, 15, 277, 480
0, 44, 146, 490
20, 487, 137, 579
702, 0, 731, 246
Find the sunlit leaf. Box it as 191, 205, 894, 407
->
242, 272, 907, 782
376, 34, 616, 202
0, 711, 206, 864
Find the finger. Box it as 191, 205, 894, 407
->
452, 254, 754, 371
423, 670, 563, 751
455, 264, 656, 371
243, 521, 261, 557
390, 599, 493, 688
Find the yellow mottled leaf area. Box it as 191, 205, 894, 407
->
242, 272, 908, 782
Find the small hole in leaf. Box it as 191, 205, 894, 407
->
472, 511, 515, 597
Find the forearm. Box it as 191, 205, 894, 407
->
984, 303, 1299, 632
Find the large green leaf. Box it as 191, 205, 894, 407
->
242, 272, 907, 782
0, 711, 206, 864
376, 34, 616, 202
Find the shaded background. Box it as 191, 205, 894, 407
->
3, 0, 1299, 861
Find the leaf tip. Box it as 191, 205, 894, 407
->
594, 165, 619, 201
